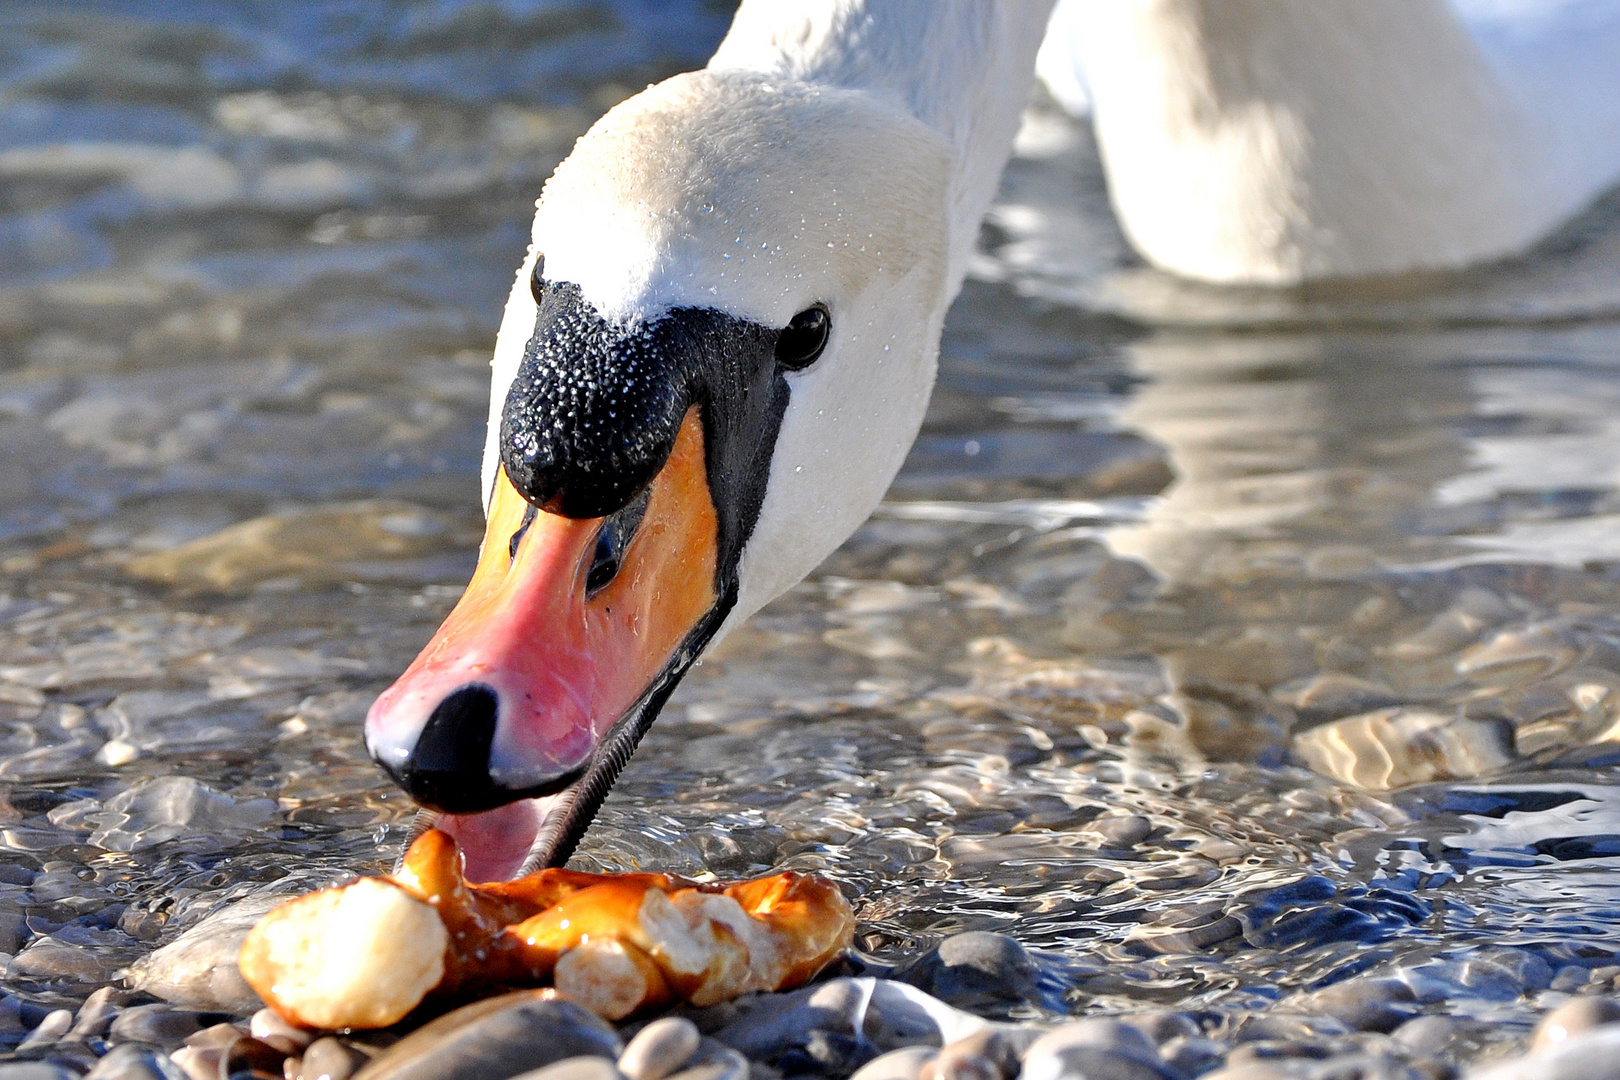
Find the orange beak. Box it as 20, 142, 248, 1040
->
366, 408, 720, 880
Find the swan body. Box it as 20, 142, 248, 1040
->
1038, 0, 1620, 284
366, 0, 1620, 879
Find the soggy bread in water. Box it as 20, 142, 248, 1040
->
238, 829, 854, 1028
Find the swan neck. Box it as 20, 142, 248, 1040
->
709, 0, 1057, 290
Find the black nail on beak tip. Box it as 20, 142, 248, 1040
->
395, 683, 501, 813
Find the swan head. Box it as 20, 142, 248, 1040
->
365, 69, 951, 880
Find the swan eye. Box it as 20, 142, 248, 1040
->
530, 255, 546, 306
585, 485, 651, 599
774, 305, 830, 371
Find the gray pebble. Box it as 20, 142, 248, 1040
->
1021, 1021, 1174, 1080
1230, 1015, 1348, 1044
1127, 1013, 1202, 1046
109, 1005, 232, 1048
352, 992, 621, 1080
184, 1022, 247, 1050
0, 908, 30, 954
1085, 815, 1154, 849
127, 887, 310, 1014
662, 1040, 748, 1080
0, 1064, 81, 1080
712, 978, 873, 1065
16, 1008, 73, 1051
1160, 1037, 1227, 1078
507, 1059, 626, 1080
1534, 999, 1620, 1052
897, 934, 1040, 1010
70, 986, 132, 1040
297, 1037, 370, 1080
84, 1044, 190, 1080
1390, 1015, 1459, 1058
922, 1029, 1021, 1080
1297, 980, 1417, 1034
1554, 968, 1594, 994
9, 938, 123, 984
619, 1019, 702, 1080
850, 1047, 937, 1080
251, 1008, 315, 1054
167, 1045, 219, 1080
1468, 1023, 1620, 1080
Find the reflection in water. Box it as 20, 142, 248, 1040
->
0, 1, 1616, 1064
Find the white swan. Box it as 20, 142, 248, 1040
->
1038, 0, 1620, 283
363, 0, 1620, 881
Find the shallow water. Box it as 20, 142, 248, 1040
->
1, 0, 1619, 1065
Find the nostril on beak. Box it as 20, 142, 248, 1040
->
396, 683, 500, 813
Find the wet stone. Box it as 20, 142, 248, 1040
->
1533, 998, 1620, 1052
250, 1007, 314, 1055
507, 1058, 626, 1080
9, 938, 124, 984
1461, 1024, 1620, 1080
661, 1040, 747, 1080
0, 908, 30, 954
0, 1064, 82, 1080
107, 1005, 234, 1049
1082, 815, 1153, 849
69, 986, 133, 1040
712, 978, 874, 1065
921, 1029, 1025, 1080
895, 934, 1040, 1011
1020, 1020, 1174, 1080
83, 1043, 189, 1080
618, 1018, 701, 1080
1294, 979, 1417, 1033
1389, 1016, 1460, 1058
127, 882, 326, 1014
295, 1036, 369, 1080
1159, 1036, 1227, 1078
850, 1047, 937, 1080
350, 992, 620, 1080
16, 1008, 73, 1051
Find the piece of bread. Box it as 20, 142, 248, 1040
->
238, 830, 854, 1028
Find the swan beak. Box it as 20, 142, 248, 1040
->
364, 408, 719, 877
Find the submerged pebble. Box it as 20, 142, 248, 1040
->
618, 1018, 701, 1080
350, 993, 620, 1080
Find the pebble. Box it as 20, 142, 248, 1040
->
850, 1047, 938, 1080
619, 1018, 702, 1080
109, 1005, 234, 1048
83, 1044, 190, 1080
662, 1040, 748, 1080
296, 1036, 370, 1080
896, 933, 1041, 1010
16, 1008, 73, 1051
713, 978, 874, 1066
920, 1029, 1023, 1080
8, 938, 124, 984
1390, 1015, 1460, 1058
128, 884, 323, 1014
0, 1064, 81, 1080
507, 1059, 626, 1080
1295, 979, 1417, 1033
1020, 1020, 1175, 1080
351, 992, 621, 1080
1160, 1036, 1228, 1078
252, 1007, 316, 1054
1533, 999, 1620, 1052
1465, 1022, 1620, 1080
70, 986, 132, 1040
167, 1045, 220, 1080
